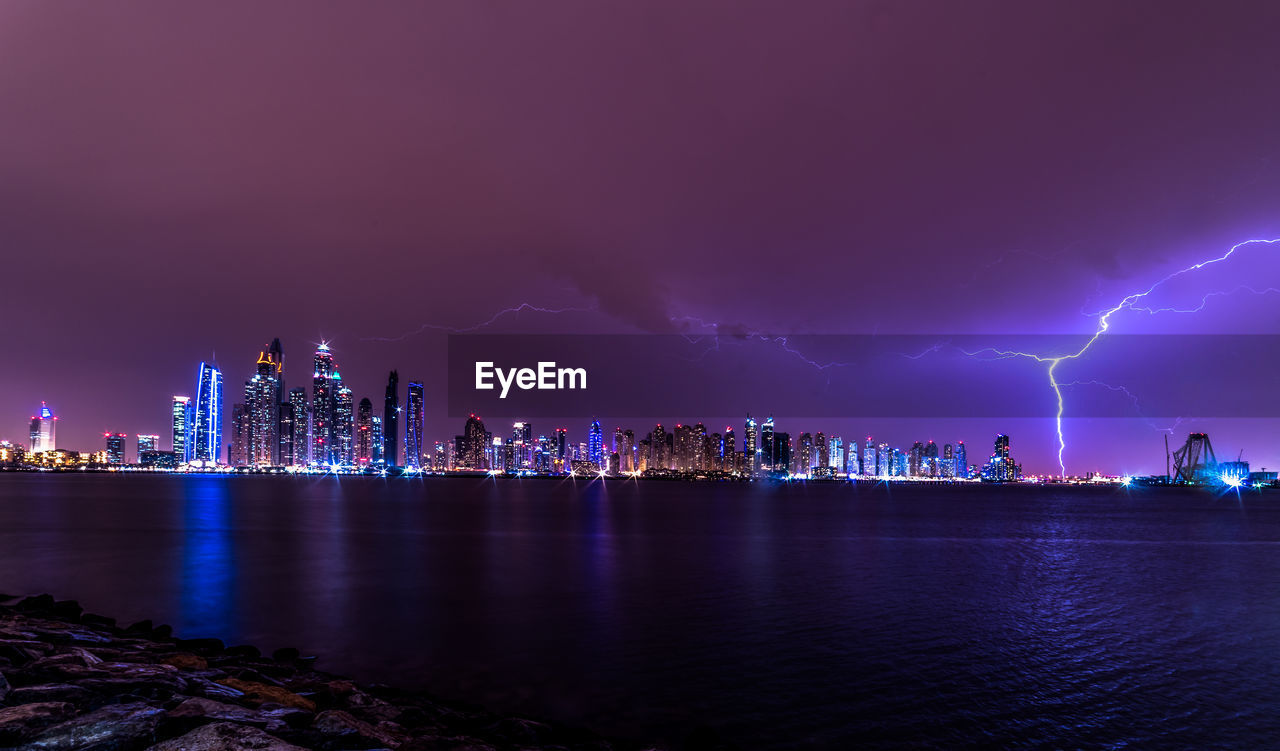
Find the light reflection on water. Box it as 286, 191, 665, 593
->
1, 475, 1280, 749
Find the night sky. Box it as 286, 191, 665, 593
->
3, 1, 1280, 474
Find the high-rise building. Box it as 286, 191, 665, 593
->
371, 415, 384, 465
554, 427, 567, 472
137, 434, 159, 460
459, 414, 487, 469
192, 362, 223, 464
171, 396, 191, 463
284, 387, 308, 466
744, 415, 758, 475
955, 441, 968, 479
28, 402, 56, 453
334, 372, 354, 466
105, 433, 127, 464
311, 343, 335, 465
864, 438, 877, 477
587, 420, 604, 467
760, 416, 777, 473
405, 382, 424, 470
247, 340, 283, 466
723, 428, 736, 474
383, 370, 399, 467
943, 443, 955, 478
229, 403, 249, 466
356, 398, 374, 466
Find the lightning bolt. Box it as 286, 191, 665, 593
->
965, 237, 1280, 477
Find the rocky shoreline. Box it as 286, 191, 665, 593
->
0, 594, 664, 751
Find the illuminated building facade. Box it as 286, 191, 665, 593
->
405, 381, 424, 470
105, 433, 127, 464
588, 420, 603, 467
334, 372, 354, 465
171, 396, 191, 463
247, 340, 283, 466
284, 387, 308, 466
311, 343, 335, 465
356, 397, 373, 466
192, 362, 223, 464
29, 402, 56, 453
137, 434, 159, 459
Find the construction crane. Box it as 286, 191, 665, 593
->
1171, 433, 1217, 484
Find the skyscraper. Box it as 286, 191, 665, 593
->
137, 434, 159, 459
760, 416, 776, 473
28, 402, 56, 453
192, 362, 223, 464
744, 415, 758, 475
459, 414, 487, 469
955, 441, 967, 479
285, 387, 308, 466
405, 382, 424, 470
383, 370, 399, 467
311, 343, 335, 465
171, 396, 191, 463
247, 340, 283, 466
229, 403, 249, 466
105, 433, 127, 464
334, 372, 354, 466
588, 420, 603, 467
371, 415, 384, 465
356, 398, 373, 466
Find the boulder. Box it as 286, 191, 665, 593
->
23, 701, 164, 750
0, 701, 77, 745
217, 678, 315, 712
145, 721, 308, 751
0, 670, 8, 702
165, 696, 288, 733
312, 709, 405, 748
159, 654, 208, 671
6, 683, 94, 706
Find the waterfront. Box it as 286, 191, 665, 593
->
2, 475, 1279, 748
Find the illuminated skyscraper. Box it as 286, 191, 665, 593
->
334, 372, 354, 465
405, 382, 424, 470
955, 441, 967, 479
383, 370, 399, 467
371, 415, 384, 465
28, 402, 56, 453
864, 438, 876, 477
356, 398, 373, 466
942, 443, 955, 478
193, 362, 223, 464
105, 433, 127, 464
460, 414, 487, 469
247, 340, 283, 466
311, 344, 335, 465
760, 416, 776, 472
137, 434, 159, 460
171, 396, 191, 462
743, 415, 757, 475
723, 427, 736, 474
284, 387, 308, 465
554, 427, 567, 471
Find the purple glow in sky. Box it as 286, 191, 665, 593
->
2, 0, 1280, 473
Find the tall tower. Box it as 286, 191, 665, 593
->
356, 398, 374, 466
171, 396, 191, 462
588, 420, 603, 467
105, 433, 127, 464
383, 370, 400, 467
311, 343, 335, 465
192, 362, 224, 464
285, 387, 309, 466
371, 415, 384, 465
744, 415, 758, 475
334, 372, 354, 466
405, 382, 424, 470
247, 340, 283, 466
28, 402, 56, 453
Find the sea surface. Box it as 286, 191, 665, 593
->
1, 474, 1278, 749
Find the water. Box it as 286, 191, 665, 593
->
1, 474, 1278, 749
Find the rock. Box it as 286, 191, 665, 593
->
187, 678, 246, 701
6, 683, 94, 706
0, 701, 76, 745
80, 614, 116, 630
271, 647, 300, 663
165, 696, 288, 733
145, 721, 308, 751
50, 601, 83, 620
124, 620, 153, 636
312, 709, 405, 748
218, 678, 316, 712
24, 701, 164, 750
159, 654, 208, 671
224, 645, 261, 659
16, 594, 55, 612
151, 625, 174, 640
259, 706, 314, 729
0, 670, 9, 702
175, 638, 225, 655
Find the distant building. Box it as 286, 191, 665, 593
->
405, 382, 424, 470
137, 434, 159, 460
229, 403, 249, 466
192, 362, 223, 464
105, 433, 127, 464
311, 344, 335, 465
284, 387, 308, 466
371, 415, 384, 465
171, 396, 191, 463
588, 420, 603, 467
383, 370, 400, 467
356, 398, 374, 466
29, 402, 56, 453
247, 339, 283, 466
139, 450, 177, 469
334, 372, 354, 465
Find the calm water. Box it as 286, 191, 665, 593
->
1, 475, 1279, 749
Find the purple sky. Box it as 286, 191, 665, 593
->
2, 1, 1279, 474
